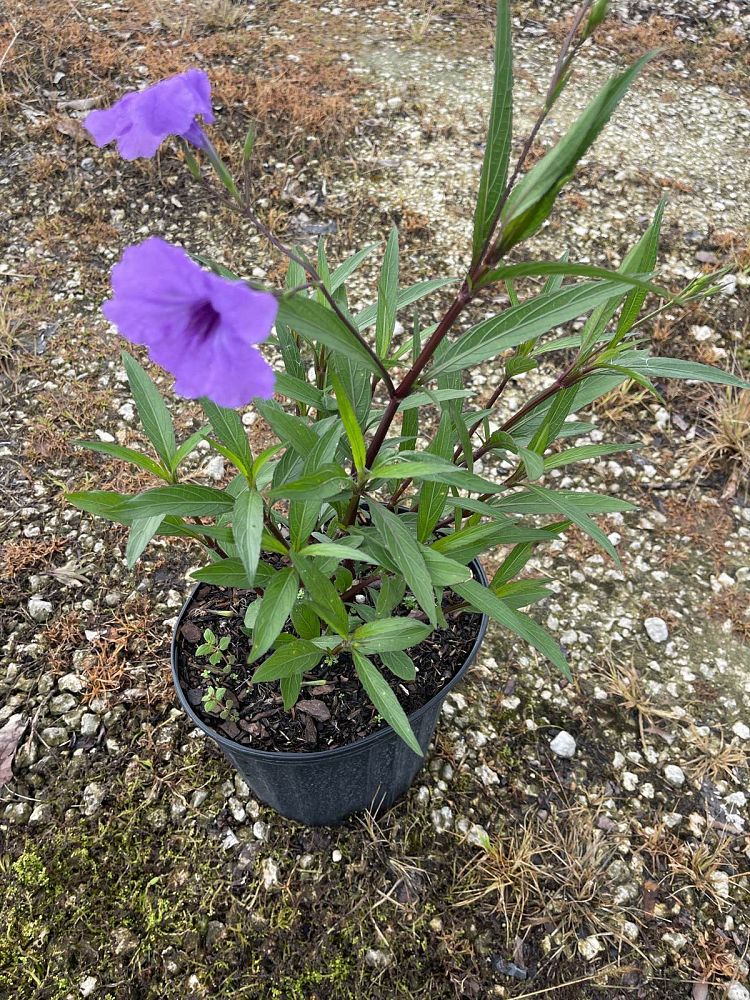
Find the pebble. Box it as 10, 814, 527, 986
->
731, 722, 750, 741
663, 765, 686, 788
261, 858, 279, 888
79, 976, 98, 998
331, 849, 343, 863
475, 763, 500, 786
29, 803, 52, 825
661, 931, 688, 952
58, 673, 85, 694
577, 935, 603, 961
727, 984, 750, 1000
550, 730, 577, 759
644, 617, 669, 643
82, 782, 105, 816
221, 829, 239, 850
41, 726, 69, 747
79, 713, 100, 737
431, 806, 453, 832
28, 598, 54, 622
227, 797, 247, 824
205, 455, 225, 481
50, 693, 77, 715
364, 948, 392, 968
252, 820, 269, 841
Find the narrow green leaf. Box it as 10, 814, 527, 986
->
614, 198, 667, 340
124, 485, 234, 519
125, 515, 163, 568
74, 441, 170, 482
452, 578, 570, 679
249, 568, 299, 661
354, 278, 456, 331
274, 372, 333, 411
353, 617, 432, 654
281, 673, 303, 710
233, 491, 264, 584
370, 503, 436, 625
420, 546, 473, 586
191, 558, 254, 588
379, 650, 416, 681
121, 350, 176, 467
172, 427, 211, 471
626, 356, 750, 390
277, 294, 383, 378
524, 484, 619, 563
269, 464, 350, 503
353, 651, 422, 755
255, 400, 319, 457
330, 243, 379, 292
251, 639, 323, 683
201, 398, 253, 476
291, 554, 350, 638
299, 542, 379, 563
331, 373, 367, 475
472, 0, 513, 262
291, 603, 321, 640
543, 441, 639, 470
376, 226, 399, 358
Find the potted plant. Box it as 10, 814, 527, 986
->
68, 2, 748, 826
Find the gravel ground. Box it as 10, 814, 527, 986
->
1, 1, 750, 998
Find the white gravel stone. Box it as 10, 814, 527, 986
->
331, 848, 343, 863
661, 931, 688, 952
663, 765, 686, 788
79, 714, 100, 737
431, 806, 453, 832
550, 730, 577, 759
205, 455, 225, 481
365, 948, 392, 968
252, 820, 269, 841
79, 976, 98, 998
644, 617, 669, 643
261, 858, 279, 888
731, 722, 750, 741
577, 935, 603, 961
28, 598, 54, 622
475, 763, 499, 786
727, 984, 750, 1000
82, 782, 105, 816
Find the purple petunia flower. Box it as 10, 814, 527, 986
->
104, 238, 277, 408
84, 69, 214, 160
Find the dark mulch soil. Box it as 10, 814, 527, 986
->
175, 583, 483, 753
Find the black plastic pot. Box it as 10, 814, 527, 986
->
171, 560, 489, 826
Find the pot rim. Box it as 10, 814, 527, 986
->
171, 558, 489, 763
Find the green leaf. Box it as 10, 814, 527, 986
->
353, 617, 432, 654
255, 400, 319, 457
431, 280, 634, 377
201, 399, 253, 476
249, 568, 300, 661
543, 441, 639, 471
251, 639, 324, 683
452, 579, 570, 679
472, 0, 513, 262
274, 372, 333, 411
376, 226, 399, 358
484, 489, 635, 516
432, 519, 555, 564
121, 350, 176, 467
331, 373, 367, 475
352, 651, 422, 755
73, 441, 170, 481
354, 278, 456, 331
299, 542, 379, 564
614, 198, 667, 340
370, 502, 437, 626
420, 546, 473, 586
291, 554, 350, 638
125, 485, 235, 519
277, 294, 384, 379
191, 558, 254, 588
269, 464, 350, 503
375, 575, 407, 617
416, 412, 452, 543
397, 389, 475, 411
281, 673, 303, 711
125, 515, 163, 568
172, 427, 211, 471
524, 484, 620, 563
291, 603, 321, 640
498, 52, 657, 251
379, 650, 416, 681
625, 357, 750, 390
233, 491, 264, 584
330, 244, 378, 291
477, 260, 669, 300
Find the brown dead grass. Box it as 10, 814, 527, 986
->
1, 535, 66, 579
688, 388, 750, 500
704, 587, 750, 645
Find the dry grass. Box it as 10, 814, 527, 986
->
704, 587, 750, 645
593, 656, 682, 744
1, 535, 66, 579
688, 387, 750, 500
684, 725, 749, 786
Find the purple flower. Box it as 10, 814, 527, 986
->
104, 238, 277, 408
84, 69, 214, 160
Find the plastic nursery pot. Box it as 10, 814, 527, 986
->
171, 559, 489, 827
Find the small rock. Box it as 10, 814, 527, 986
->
58, 673, 85, 694
227, 797, 247, 824
221, 829, 239, 850
476, 763, 500, 786
364, 948, 392, 968
431, 806, 453, 833
118, 402, 135, 422
252, 820, 269, 841
717, 274, 737, 296
41, 726, 70, 748
261, 857, 279, 888
205, 920, 226, 950
29, 803, 52, 825
331, 848, 343, 863
663, 765, 686, 788
299, 853, 315, 870
82, 782, 105, 816
710, 870, 730, 899
727, 984, 750, 1000
79, 713, 100, 737
731, 722, 750, 741
550, 730, 577, 759
79, 975, 98, 997
205, 455, 225, 481
578, 935, 603, 961
50, 693, 77, 715
112, 926, 139, 957
644, 617, 669, 643
28, 598, 53, 622
661, 931, 688, 952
